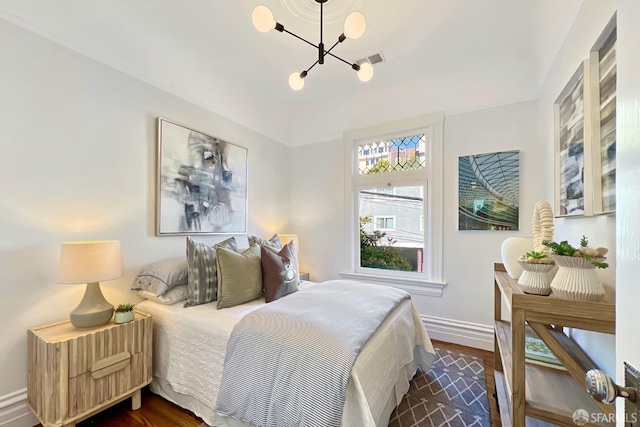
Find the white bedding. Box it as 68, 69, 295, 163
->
136, 281, 435, 427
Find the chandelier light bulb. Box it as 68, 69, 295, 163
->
289, 72, 305, 91
344, 11, 366, 39
357, 62, 374, 82
252, 5, 276, 33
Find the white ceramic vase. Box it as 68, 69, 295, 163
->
517, 261, 554, 296
549, 255, 605, 301
501, 237, 534, 279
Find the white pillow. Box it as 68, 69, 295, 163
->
131, 257, 188, 296
136, 285, 188, 305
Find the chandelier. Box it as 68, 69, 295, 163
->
251, 1, 373, 91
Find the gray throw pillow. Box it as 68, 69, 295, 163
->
216, 244, 262, 309
136, 285, 188, 305
185, 236, 237, 307
248, 234, 283, 251
131, 257, 188, 296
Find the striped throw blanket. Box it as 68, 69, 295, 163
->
215, 281, 410, 427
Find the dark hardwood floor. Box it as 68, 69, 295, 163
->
48, 340, 501, 427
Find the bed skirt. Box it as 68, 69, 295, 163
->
150, 354, 420, 427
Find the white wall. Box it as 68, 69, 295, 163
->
290, 139, 346, 281
292, 100, 544, 350
0, 19, 291, 426
537, 0, 617, 375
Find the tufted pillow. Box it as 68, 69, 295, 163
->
185, 236, 237, 307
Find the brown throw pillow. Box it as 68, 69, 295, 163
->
261, 242, 299, 303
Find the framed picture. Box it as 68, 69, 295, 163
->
554, 61, 594, 217
156, 118, 248, 235
458, 150, 519, 231
589, 14, 617, 215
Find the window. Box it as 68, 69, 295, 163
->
373, 215, 396, 231
344, 112, 444, 286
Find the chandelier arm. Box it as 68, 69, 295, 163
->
323, 40, 341, 56
325, 51, 357, 69
282, 28, 320, 50
305, 59, 321, 73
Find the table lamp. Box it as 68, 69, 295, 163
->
58, 240, 123, 328
278, 234, 299, 253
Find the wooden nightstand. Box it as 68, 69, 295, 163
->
28, 311, 153, 427
300, 272, 310, 281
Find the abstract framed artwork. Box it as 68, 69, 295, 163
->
458, 150, 519, 231
589, 15, 617, 215
156, 118, 248, 235
554, 62, 593, 217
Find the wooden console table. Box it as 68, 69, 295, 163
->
493, 263, 615, 426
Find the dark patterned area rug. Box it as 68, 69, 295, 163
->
389, 345, 490, 427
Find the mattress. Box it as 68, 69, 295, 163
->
136, 281, 435, 426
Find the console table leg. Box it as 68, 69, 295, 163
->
511, 308, 526, 426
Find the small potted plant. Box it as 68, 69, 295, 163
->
542, 236, 608, 301
517, 251, 555, 295
114, 303, 135, 324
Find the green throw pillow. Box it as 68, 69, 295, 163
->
216, 244, 262, 309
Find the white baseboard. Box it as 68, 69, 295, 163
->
421, 314, 494, 351
0, 389, 37, 427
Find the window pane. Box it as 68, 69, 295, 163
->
358, 134, 426, 175
359, 186, 424, 272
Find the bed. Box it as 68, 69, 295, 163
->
136, 280, 435, 427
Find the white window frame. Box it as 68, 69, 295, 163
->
341, 112, 445, 293
373, 215, 396, 231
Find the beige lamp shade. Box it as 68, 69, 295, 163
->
279, 234, 299, 253
58, 240, 123, 284
58, 240, 122, 328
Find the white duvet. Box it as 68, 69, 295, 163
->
136, 281, 435, 427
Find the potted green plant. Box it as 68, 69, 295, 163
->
542, 236, 609, 301
517, 251, 555, 295
114, 303, 135, 324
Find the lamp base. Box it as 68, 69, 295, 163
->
70, 282, 114, 328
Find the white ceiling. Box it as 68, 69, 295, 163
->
0, 0, 585, 146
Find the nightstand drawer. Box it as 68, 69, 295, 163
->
68, 317, 148, 377
68, 352, 147, 417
